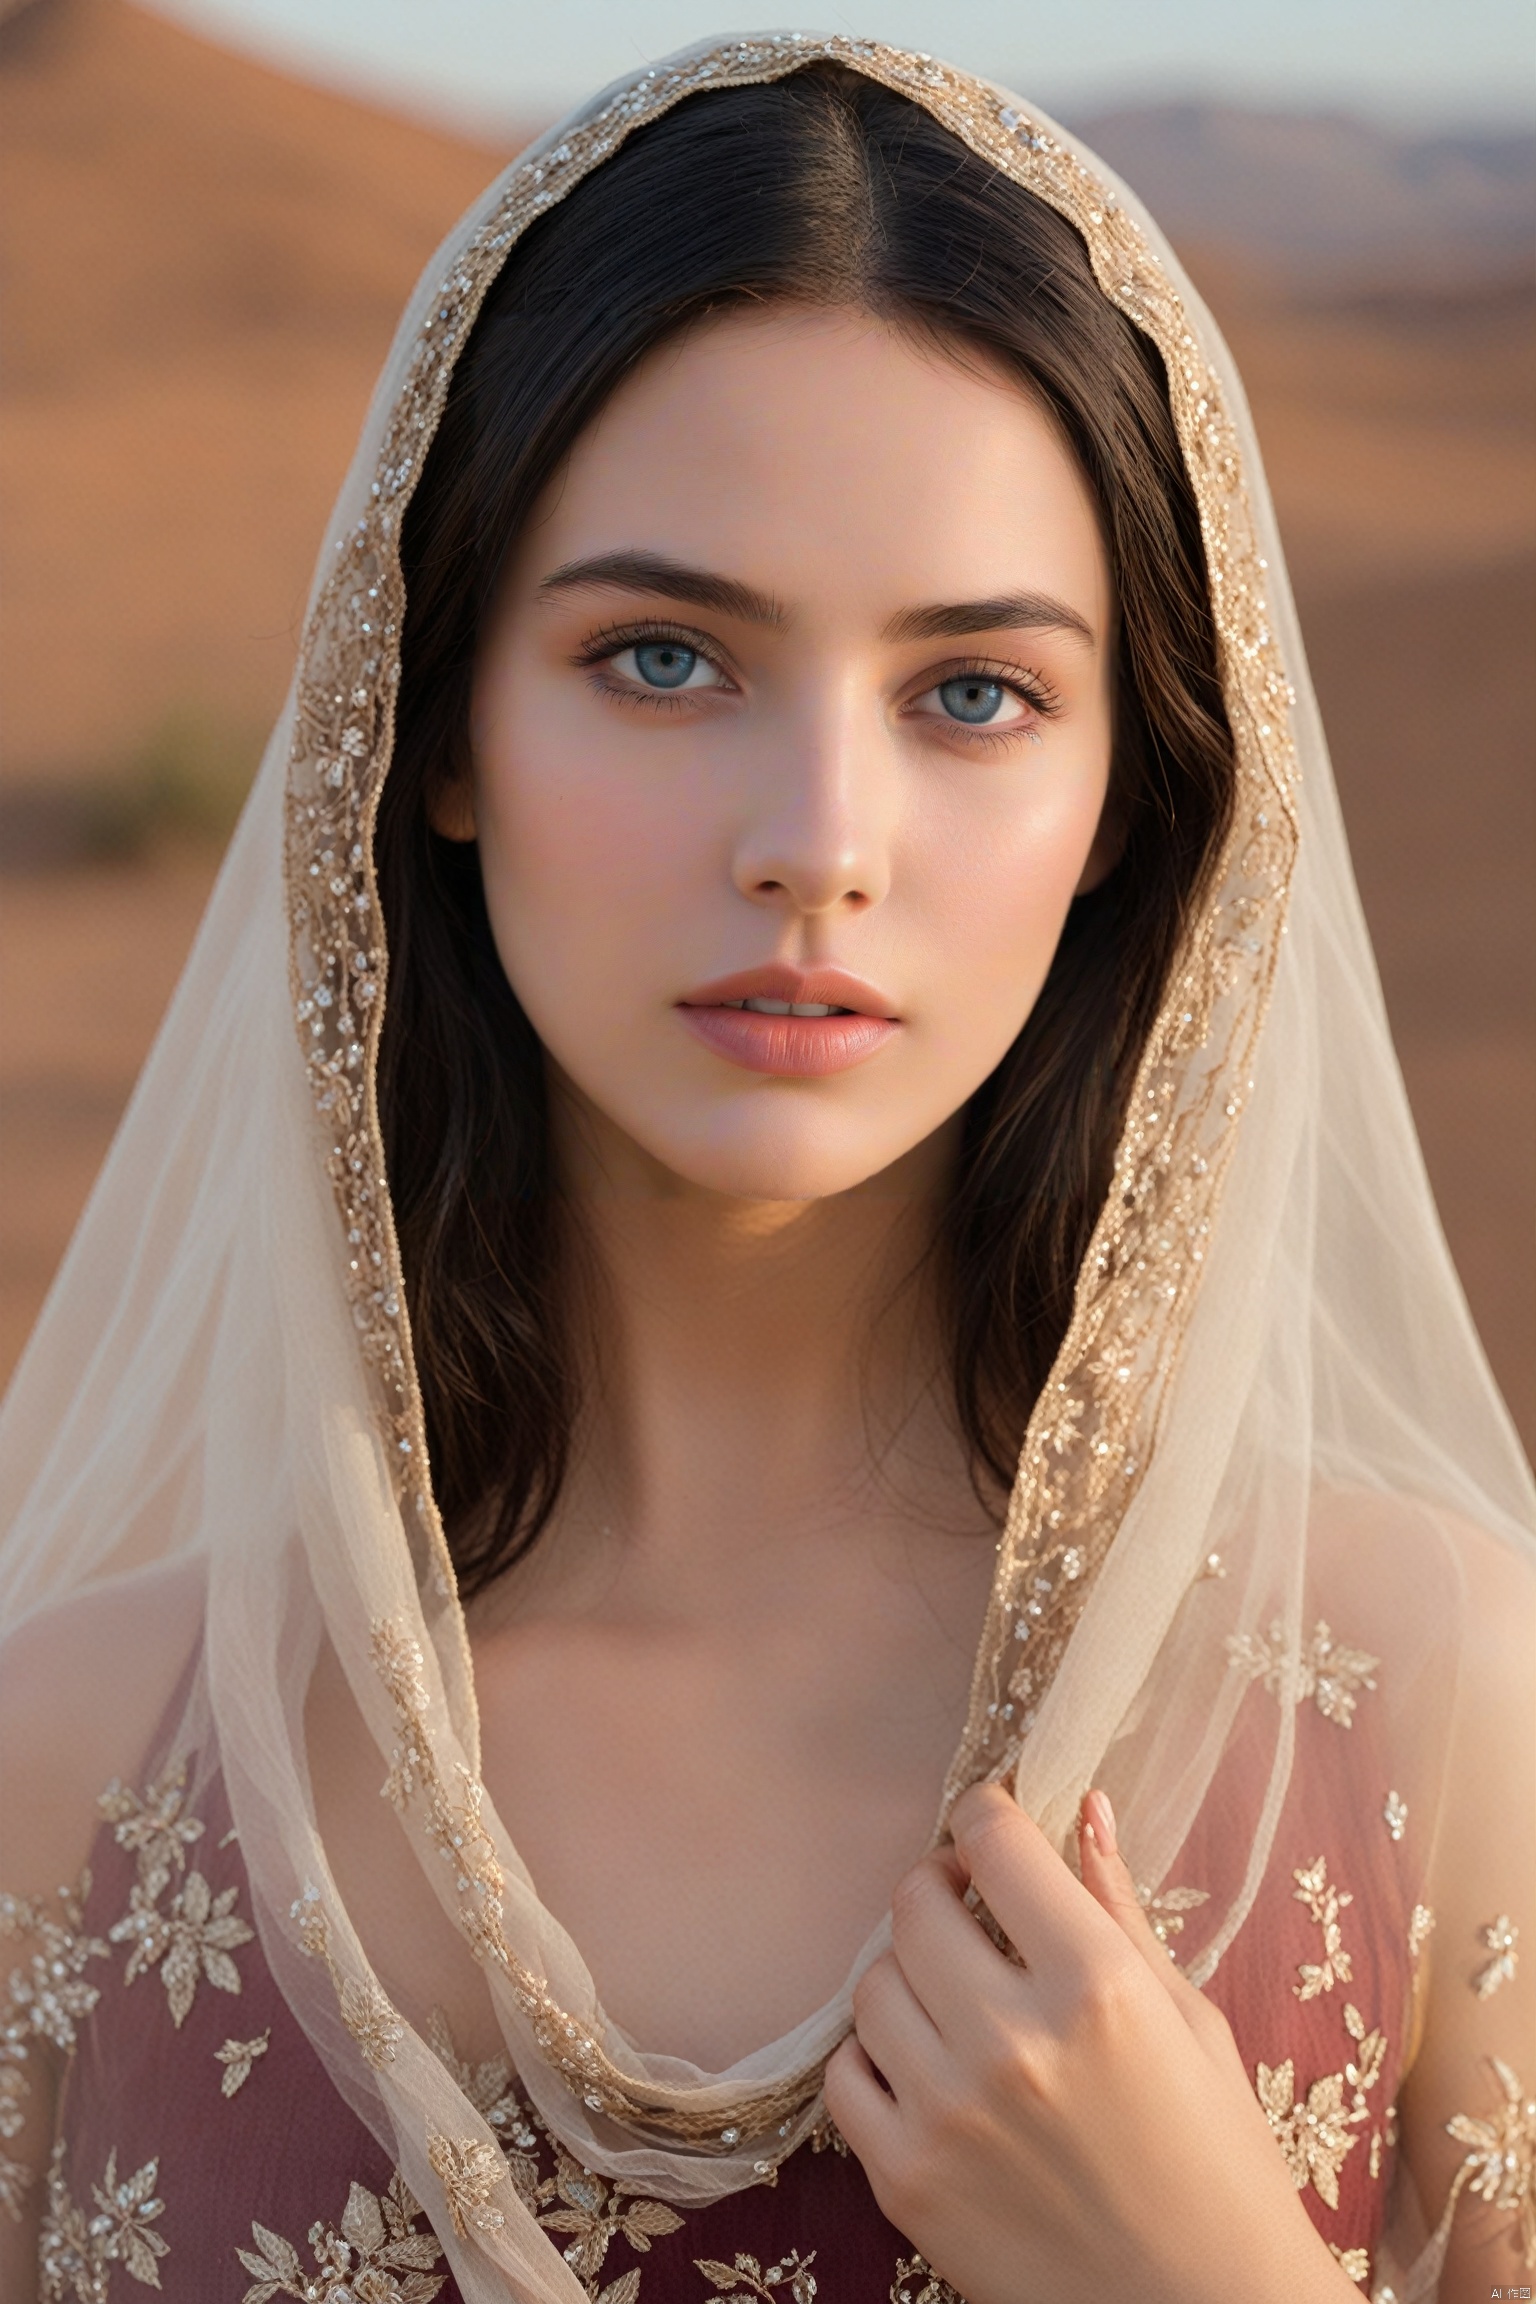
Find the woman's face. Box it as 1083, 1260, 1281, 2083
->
457, 307, 1115, 1201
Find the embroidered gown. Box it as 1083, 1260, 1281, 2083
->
14, 1612, 1526, 2304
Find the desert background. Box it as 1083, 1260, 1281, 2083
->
1, 0, 1533, 1446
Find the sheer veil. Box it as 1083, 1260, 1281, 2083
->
1, 34, 1531, 2302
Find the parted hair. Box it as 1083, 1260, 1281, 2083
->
375, 63, 1235, 1597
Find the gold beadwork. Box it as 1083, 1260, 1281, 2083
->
236, 2170, 446, 2302
1473, 1914, 1520, 1999
425, 2132, 508, 2240
1293, 1856, 1355, 2000
216, 2030, 271, 2099
1224, 1621, 1379, 1727
1135, 1879, 1211, 1950
0, 1878, 109, 2221
39, 2141, 169, 2297
1441, 2057, 1536, 2267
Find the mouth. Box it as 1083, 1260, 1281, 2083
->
676, 965, 900, 1078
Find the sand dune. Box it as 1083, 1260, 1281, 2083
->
1, 0, 1531, 1440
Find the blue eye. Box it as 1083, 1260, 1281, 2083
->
938, 675, 1007, 724
632, 641, 698, 689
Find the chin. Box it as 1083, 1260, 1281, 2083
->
637, 1106, 928, 1205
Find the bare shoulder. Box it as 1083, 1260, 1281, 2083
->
0, 1553, 206, 1897
1306, 1481, 1536, 1650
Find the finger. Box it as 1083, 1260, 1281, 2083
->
886, 1848, 1032, 2048
849, 1947, 941, 2099
948, 1781, 1110, 1982
1077, 1791, 1223, 2038
1076, 1789, 1183, 1990
822, 2030, 902, 2163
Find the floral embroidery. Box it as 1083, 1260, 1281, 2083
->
98, 1771, 204, 1895
237, 2172, 445, 2301
1254, 1976, 1388, 2215
1342, 2003, 1387, 2126
423, 2008, 529, 2140
425, 2132, 507, 2239
1224, 1621, 1379, 1727
696, 2253, 818, 2303
98, 1768, 253, 2029
40, 2141, 168, 2297
538, 2153, 685, 2284
0, 1878, 109, 2220
1135, 1880, 1211, 1950
1256, 2059, 1356, 2208
1473, 1914, 1520, 2000
111, 1867, 253, 2027
1327, 2244, 1369, 2282
1408, 1903, 1436, 1961
1293, 1857, 1354, 2000
1381, 1791, 1407, 1842
1440, 2057, 1536, 2267
216, 2030, 271, 2096
291, 1886, 403, 2068
891, 2258, 962, 2303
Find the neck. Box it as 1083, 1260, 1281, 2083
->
485, 1078, 983, 1625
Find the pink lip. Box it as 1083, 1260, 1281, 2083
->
676, 964, 901, 1078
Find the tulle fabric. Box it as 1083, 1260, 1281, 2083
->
1, 34, 1531, 2302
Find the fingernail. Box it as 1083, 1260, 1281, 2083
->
1084, 1789, 1117, 1859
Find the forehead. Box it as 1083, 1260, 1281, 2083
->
513, 306, 1110, 626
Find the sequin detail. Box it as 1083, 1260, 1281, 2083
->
1473, 1914, 1520, 2000
425, 2133, 507, 2240
696, 2253, 818, 2302
1255, 1989, 1385, 2209
0, 1877, 109, 2220
1440, 2057, 1536, 2267
1224, 1621, 1379, 1727
1293, 1856, 1354, 1999
236, 2171, 445, 2302
216, 2030, 271, 2098
1381, 1791, 1407, 1842
1136, 1879, 1211, 1951
101, 1768, 253, 2030
290, 1887, 403, 2069
40, 2141, 168, 2297
890, 2260, 961, 2304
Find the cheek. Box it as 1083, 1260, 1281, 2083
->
470, 687, 716, 1019
902, 751, 1107, 1046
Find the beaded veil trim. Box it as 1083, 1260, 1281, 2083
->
282, 35, 1299, 2153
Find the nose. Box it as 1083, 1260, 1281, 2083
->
731, 696, 893, 919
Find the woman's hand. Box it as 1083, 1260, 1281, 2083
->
822, 1784, 1363, 2304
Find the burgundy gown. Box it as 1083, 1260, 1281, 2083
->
32, 1671, 1412, 2300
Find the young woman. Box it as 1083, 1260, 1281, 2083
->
1, 40, 1531, 2304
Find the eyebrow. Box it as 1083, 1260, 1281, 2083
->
882, 592, 1096, 646
538, 550, 786, 627
538, 551, 1096, 649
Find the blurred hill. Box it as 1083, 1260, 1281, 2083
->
1071, 101, 1536, 287
0, 0, 518, 791
0, 0, 1532, 1440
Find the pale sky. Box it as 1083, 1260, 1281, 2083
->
146, 0, 1536, 131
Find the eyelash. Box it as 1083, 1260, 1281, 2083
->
920, 655, 1062, 748
574, 620, 733, 712
573, 622, 1063, 739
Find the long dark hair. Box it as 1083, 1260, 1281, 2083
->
375, 64, 1235, 1597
